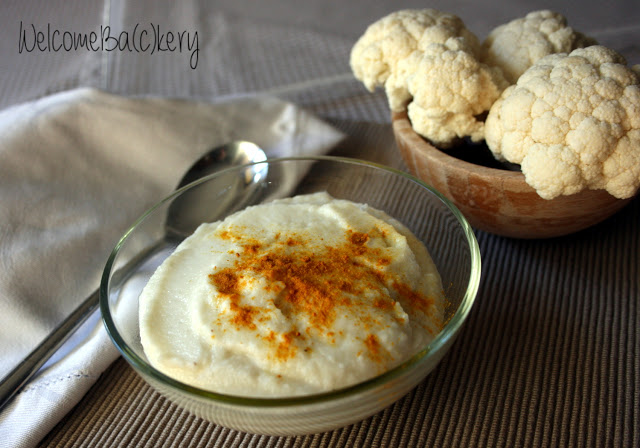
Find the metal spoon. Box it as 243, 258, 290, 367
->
0, 141, 267, 410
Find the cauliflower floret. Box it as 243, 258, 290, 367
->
350, 8, 508, 147
485, 45, 640, 200
350, 9, 480, 92
482, 10, 597, 84
391, 43, 508, 146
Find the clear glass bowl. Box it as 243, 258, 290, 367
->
100, 156, 481, 436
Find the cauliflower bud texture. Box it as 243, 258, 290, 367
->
485, 46, 640, 200
482, 10, 597, 84
350, 9, 508, 148
350, 9, 480, 93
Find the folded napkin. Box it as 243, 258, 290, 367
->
0, 88, 344, 448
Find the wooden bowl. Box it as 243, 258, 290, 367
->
392, 110, 632, 238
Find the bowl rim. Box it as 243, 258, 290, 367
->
100, 155, 481, 408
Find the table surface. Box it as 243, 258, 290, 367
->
1, 1, 639, 447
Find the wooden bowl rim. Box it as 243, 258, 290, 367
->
391, 109, 526, 183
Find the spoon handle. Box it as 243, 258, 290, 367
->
0, 289, 99, 411
0, 238, 175, 411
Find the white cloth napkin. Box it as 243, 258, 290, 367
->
0, 88, 344, 447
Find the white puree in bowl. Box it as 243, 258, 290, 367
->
139, 192, 444, 397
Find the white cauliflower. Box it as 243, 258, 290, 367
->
350, 9, 480, 92
389, 41, 508, 146
350, 9, 508, 147
485, 45, 640, 200
482, 10, 597, 84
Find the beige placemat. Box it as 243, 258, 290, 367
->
40, 120, 640, 447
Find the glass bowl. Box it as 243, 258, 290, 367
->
100, 156, 481, 436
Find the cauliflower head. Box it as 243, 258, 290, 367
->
350, 8, 508, 147
389, 42, 508, 146
485, 45, 640, 200
482, 10, 597, 84
350, 9, 479, 92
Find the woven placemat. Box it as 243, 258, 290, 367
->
41, 121, 640, 447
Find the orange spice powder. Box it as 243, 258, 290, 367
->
363, 333, 382, 363
207, 228, 436, 363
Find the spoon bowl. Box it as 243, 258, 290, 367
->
174, 141, 267, 190
166, 141, 268, 239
